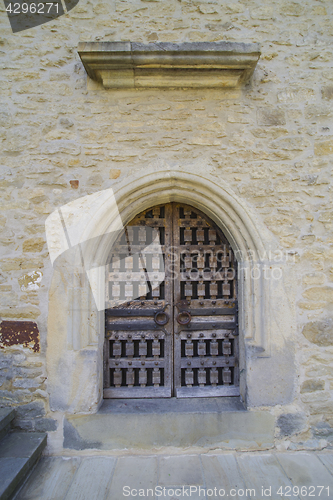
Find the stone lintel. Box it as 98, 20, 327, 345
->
78, 41, 261, 89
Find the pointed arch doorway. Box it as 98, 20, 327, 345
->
104, 202, 239, 399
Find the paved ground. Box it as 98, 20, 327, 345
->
15, 451, 333, 500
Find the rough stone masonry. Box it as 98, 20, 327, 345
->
0, 0, 333, 452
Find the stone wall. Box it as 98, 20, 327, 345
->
0, 0, 332, 451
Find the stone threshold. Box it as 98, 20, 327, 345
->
64, 397, 274, 452
78, 41, 261, 89
98, 396, 246, 414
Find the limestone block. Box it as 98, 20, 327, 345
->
302, 273, 326, 286
315, 139, 333, 156
16, 82, 64, 95
93, 3, 112, 15
109, 169, 121, 179
59, 117, 74, 128
49, 72, 71, 81
87, 174, 104, 186
269, 137, 310, 151
3, 126, 36, 153
302, 287, 333, 303
280, 236, 298, 248
0, 292, 18, 308
0, 110, 12, 128
279, 2, 305, 16
306, 401, 333, 416
27, 189, 48, 204
15, 401, 45, 419
277, 88, 315, 102
13, 377, 44, 389
322, 86, 333, 100
15, 367, 43, 379
250, 127, 288, 139
188, 136, 221, 146
305, 365, 333, 378
42, 142, 81, 156
239, 182, 274, 197
12, 353, 27, 365
311, 422, 333, 443
250, 6, 274, 20
5, 71, 40, 81
257, 107, 286, 126
0, 307, 41, 320
0, 81, 11, 96
0, 389, 33, 404
287, 109, 303, 121
45, 130, 76, 141
264, 214, 293, 236
198, 5, 218, 14
301, 379, 325, 393
302, 248, 333, 264
277, 413, 307, 437
312, 6, 327, 15
275, 180, 296, 193
306, 105, 333, 120
0, 258, 44, 271
33, 418, 58, 432
302, 318, 333, 346
227, 112, 251, 124
22, 238, 45, 253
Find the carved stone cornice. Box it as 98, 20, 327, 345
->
78, 41, 260, 89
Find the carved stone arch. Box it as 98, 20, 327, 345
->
47, 169, 296, 416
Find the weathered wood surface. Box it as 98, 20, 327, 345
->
104, 203, 239, 398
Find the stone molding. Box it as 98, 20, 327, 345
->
46, 168, 296, 414
77, 41, 261, 89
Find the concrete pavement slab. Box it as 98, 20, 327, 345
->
236, 453, 293, 500
64, 457, 116, 500
158, 455, 203, 486
107, 456, 157, 500
157, 486, 207, 499
15, 451, 333, 500
202, 454, 245, 500
17, 457, 81, 500
276, 453, 333, 500
318, 453, 333, 475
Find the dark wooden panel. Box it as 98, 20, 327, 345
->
104, 202, 239, 399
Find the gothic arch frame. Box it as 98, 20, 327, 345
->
47, 168, 295, 416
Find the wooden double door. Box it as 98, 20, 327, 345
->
104, 203, 239, 398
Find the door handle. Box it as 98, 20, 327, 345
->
154, 311, 169, 326
176, 311, 192, 325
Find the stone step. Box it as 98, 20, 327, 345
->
0, 432, 47, 500
64, 398, 275, 452
0, 408, 15, 442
